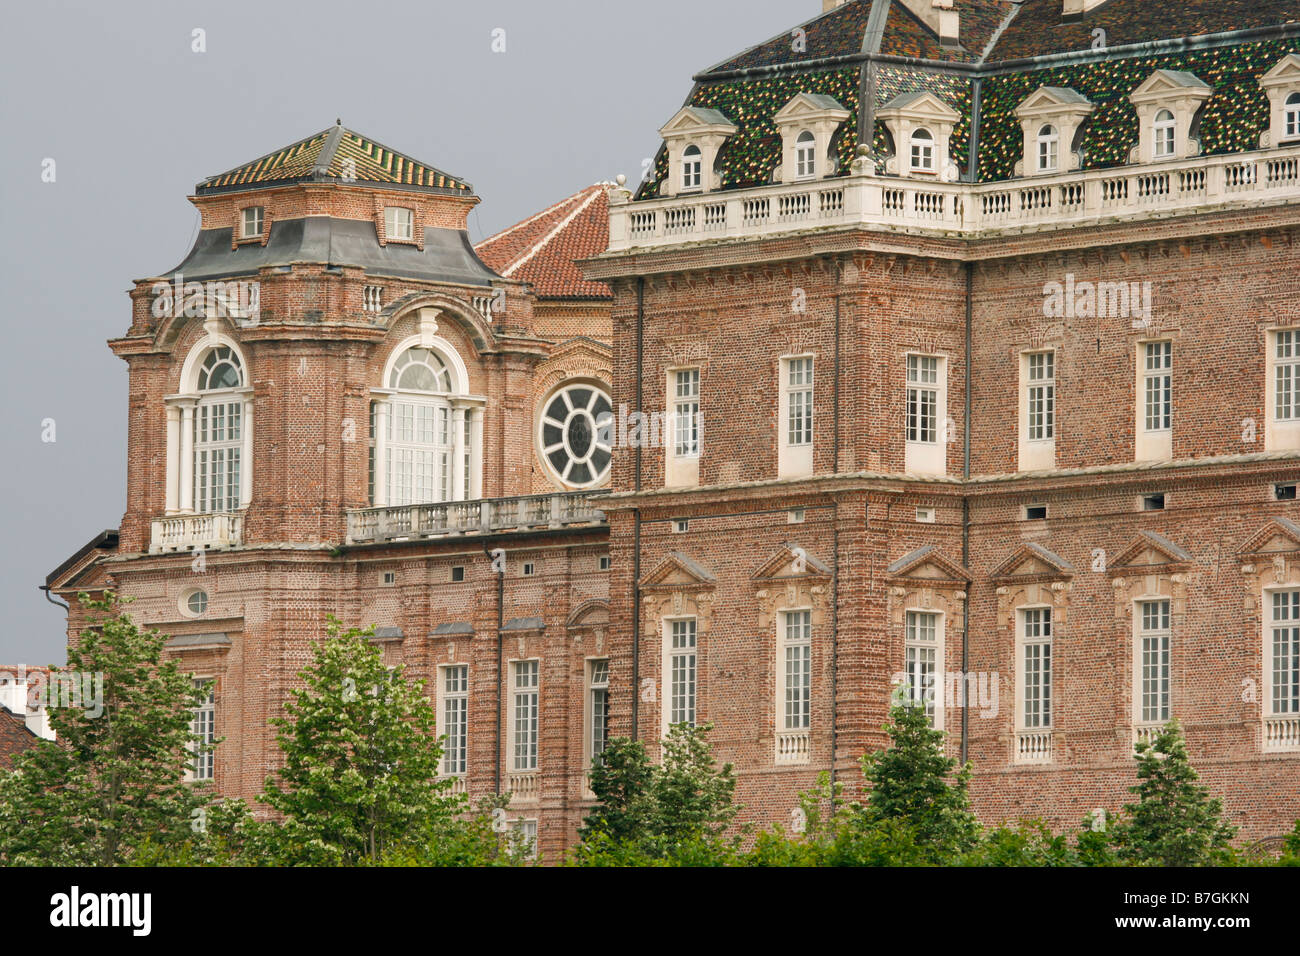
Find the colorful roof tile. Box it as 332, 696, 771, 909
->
198, 123, 474, 194
475, 185, 612, 299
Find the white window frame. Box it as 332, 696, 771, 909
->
1019, 350, 1056, 471
187, 679, 215, 782
1287, 92, 1300, 140
240, 206, 264, 239
905, 353, 946, 476
910, 128, 935, 172
1136, 341, 1172, 462
1154, 109, 1176, 159
662, 617, 697, 734
777, 610, 812, 733
585, 658, 610, 769
1267, 329, 1300, 451
902, 609, 944, 731
167, 339, 253, 517
438, 664, 469, 778
666, 368, 700, 488
1017, 607, 1053, 733
682, 145, 702, 191
795, 130, 817, 179
509, 660, 539, 773
778, 356, 814, 477
1037, 124, 1059, 172
1267, 589, 1300, 720
1133, 599, 1171, 729
509, 818, 539, 859
384, 206, 414, 241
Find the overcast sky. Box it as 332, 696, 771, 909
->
0, 0, 811, 665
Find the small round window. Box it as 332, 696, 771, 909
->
539, 384, 613, 488
183, 589, 209, 617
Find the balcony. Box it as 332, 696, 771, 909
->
150, 513, 244, 554
1014, 730, 1053, 765
346, 491, 607, 545
508, 772, 538, 802
607, 146, 1300, 253
1263, 715, 1300, 753
775, 731, 811, 765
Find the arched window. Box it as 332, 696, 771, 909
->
682, 145, 702, 190
795, 130, 817, 178
1287, 92, 1300, 140
194, 346, 245, 514
539, 383, 613, 489
910, 128, 934, 172
1154, 109, 1176, 158
373, 342, 478, 507
1037, 124, 1059, 172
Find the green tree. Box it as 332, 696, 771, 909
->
259, 618, 459, 865
0, 593, 211, 866
1109, 720, 1236, 866
577, 723, 739, 862
857, 702, 981, 862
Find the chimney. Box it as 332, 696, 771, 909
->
1062, 0, 1108, 21
897, 0, 961, 48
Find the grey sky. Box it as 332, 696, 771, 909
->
0, 0, 808, 665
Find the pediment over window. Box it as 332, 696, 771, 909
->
1239, 517, 1300, 559
1111, 531, 1193, 572
1261, 53, 1300, 88
885, 545, 969, 585
1016, 86, 1093, 115
991, 542, 1074, 582
751, 542, 831, 582
659, 106, 737, 138
1131, 69, 1211, 101
639, 551, 717, 591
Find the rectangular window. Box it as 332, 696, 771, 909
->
906, 355, 940, 444
1026, 352, 1055, 441
194, 400, 242, 513
598, 555, 611, 571
668, 619, 697, 727
1271, 591, 1300, 716
1142, 493, 1166, 512
1143, 342, 1172, 432
1276, 483, 1298, 501
441, 665, 468, 776
1024, 504, 1048, 521
903, 611, 940, 727
780, 611, 812, 731
190, 679, 215, 781
384, 206, 414, 241
510, 819, 538, 859
588, 659, 610, 765
510, 661, 539, 772
1138, 600, 1171, 725
1276, 330, 1299, 421
240, 206, 264, 239
451, 565, 465, 582
1021, 609, 1052, 729
785, 358, 813, 447
673, 369, 700, 458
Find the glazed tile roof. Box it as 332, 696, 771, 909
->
701, 0, 878, 74
475, 185, 612, 299
198, 123, 473, 194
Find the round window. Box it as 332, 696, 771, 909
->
539, 384, 613, 488
184, 589, 209, 616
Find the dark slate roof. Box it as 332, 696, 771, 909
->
432, 622, 474, 636
163, 217, 500, 286
502, 617, 546, 632
371, 626, 404, 641
198, 123, 473, 195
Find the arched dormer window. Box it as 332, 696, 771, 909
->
910, 128, 935, 172
371, 339, 481, 508
1153, 109, 1176, 158
1037, 125, 1059, 172
1287, 92, 1300, 140
795, 131, 816, 178
682, 145, 702, 191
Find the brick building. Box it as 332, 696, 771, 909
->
50, 0, 1300, 857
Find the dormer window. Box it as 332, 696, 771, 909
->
682, 145, 702, 191
240, 206, 264, 239
1037, 125, 1059, 172
1259, 55, 1300, 148
795, 131, 816, 178
384, 206, 414, 241
911, 129, 935, 172
1154, 110, 1176, 158
1287, 92, 1300, 140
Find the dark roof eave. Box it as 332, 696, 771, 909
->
46, 529, 119, 589
194, 177, 476, 199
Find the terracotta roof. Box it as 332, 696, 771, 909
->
475, 185, 612, 300
198, 123, 473, 195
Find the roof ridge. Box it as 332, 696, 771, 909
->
203, 126, 332, 185
499, 186, 605, 279
476, 184, 600, 253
